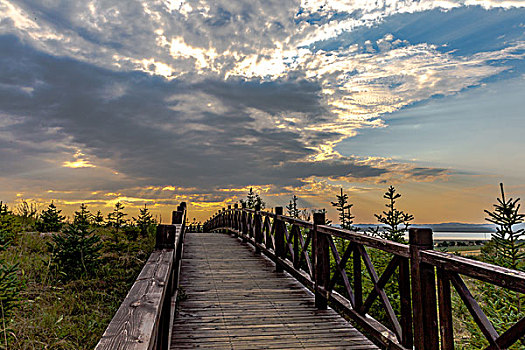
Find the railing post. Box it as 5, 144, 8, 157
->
353, 244, 362, 312
225, 208, 228, 231
234, 203, 239, 231
172, 210, 183, 226
314, 212, 328, 310
254, 203, 262, 254
409, 228, 439, 350
227, 205, 232, 230
293, 226, 300, 269
274, 207, 284, 273
221, 208, 225, 233
156, 224, 177, 249
399, 257, 413, 348
437, 268, 454, 350
241, 202, 247, 243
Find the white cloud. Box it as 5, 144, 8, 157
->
1, 0, 523, 189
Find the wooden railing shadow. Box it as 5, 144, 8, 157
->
95, 202, 187, 350
205, 204, 525, 350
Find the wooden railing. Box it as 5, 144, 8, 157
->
205, 204, 525, 350
186, 223, 203, 232
96, 202, 187, 350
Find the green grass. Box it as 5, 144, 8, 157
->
439, 244, 484, 252
1, 228, 155, 349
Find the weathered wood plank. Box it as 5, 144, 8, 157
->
171, 232, 378, 349
96, 249, 174, 350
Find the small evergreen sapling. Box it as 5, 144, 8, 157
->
107, 202, 127, 233
330, 188, 355, 251
286, 195, 311, 221
370, 186, 413, 243
0, 202, 17, 248
36, 202, 65, 232
255, 195, 265, 210
331, 188, 355, 230
286, 195, 300, 218
73, 203, 92, 230
0, 256, 19, 320
462, 183, 525, 347
0, 203, 20, 321
51, 224, 102, 279
484, 183, 525, 270
133, 204, 156, 237
93, 210, 105, 226
50, 203, 102, 278
240, 188, 266, 209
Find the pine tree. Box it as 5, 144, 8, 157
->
51, 223, 102, 279
286, 195, 300, 218
462, 183, 525, 347
0, 256, 19, 319
0, 202, 17, 248
255, 195, 266, 210
93, 210, 105, 226
484, 183, 525, 270
370, 186, 413, 243
107, 202, 127, 233
240, 188, 266, 209
73, 203, 91, 230
133, 204, 156, 237
36, 202, 65, 233
240, 188, 256, 209
331, 188, 355, 230
0, 203, 21, 320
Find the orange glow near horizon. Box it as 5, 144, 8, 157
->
9, 178, 520, 226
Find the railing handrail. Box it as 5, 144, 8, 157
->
421, 249, 525, 293
96, 202, 187, 350
213, 208, 411, 255
205, 206, 525, 350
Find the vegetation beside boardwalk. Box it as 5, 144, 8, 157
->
1, 181, 524, 349
275, 184, 525, 349
0, 202, 156, 349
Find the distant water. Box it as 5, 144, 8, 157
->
389, 231, 491, 241
432, 232, 492, 241
353, 230, 493, 241
353, 223, 499, 241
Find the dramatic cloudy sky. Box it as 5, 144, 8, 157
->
0, 0, 524, 223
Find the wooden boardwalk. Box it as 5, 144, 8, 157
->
171, 232, 378, 349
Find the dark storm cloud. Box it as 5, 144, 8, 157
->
0, 35, 387, 193
196, 79, 328, 119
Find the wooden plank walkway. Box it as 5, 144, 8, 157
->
171, 232, 378, 349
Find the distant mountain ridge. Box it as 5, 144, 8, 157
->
351, 222, 525, 233
413, 223, 496, 232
